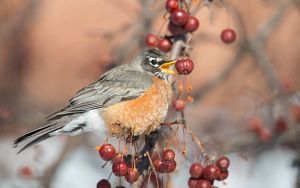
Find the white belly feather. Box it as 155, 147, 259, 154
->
50, 109, 107, 136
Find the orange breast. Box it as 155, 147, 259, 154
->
101, 77, 172, 136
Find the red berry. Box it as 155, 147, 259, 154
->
112, 162, 128, 176
184, 16, 199, 32
158, 38, 172, 52
249, 117, 263, 132
153, 159, 165, 173
275, 117, 288, 134
189, 163, 203, 178
216, 170, 229, 181
165, 0, 179, 12
151, 150, 160, 161
221, 29, 237, 44
173, 99, 186, 111
203, 165, 220, 181
168, 22, 185, 35
164, 160, 177, 173
145, 34, 159, 47
197, 179, 212, 188
217, 157, 230, 170
290, 105, 300, 122
99, 144, 116, 161
171, 10, 189, 26
97, 179, 111, 188
125, 168, 139, 183
20, 166, 33, 178
259, 128, 272, 142
162, 148, 175, 161
112, 153, 123, 164
175, 58, 194, 75
188, 177, 198, 188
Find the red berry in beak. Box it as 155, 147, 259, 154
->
175, 58, 194, 75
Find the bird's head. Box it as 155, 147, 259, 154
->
134, 49, 176, 80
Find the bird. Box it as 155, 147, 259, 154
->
13, 48, 176, 153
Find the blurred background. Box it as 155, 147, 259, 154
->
0, 0, 299, 187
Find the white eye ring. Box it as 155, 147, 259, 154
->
148, 57, 159, 67
150, 61, 159, 67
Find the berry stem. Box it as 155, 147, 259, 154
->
107, 171, 113, 181
183, 1, 191, 14
101, 161, 109, 168
157, 15, 168, 37
146, 151, 155, 170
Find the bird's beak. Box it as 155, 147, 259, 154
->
159, 60, 176, 74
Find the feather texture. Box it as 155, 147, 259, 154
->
13, 64, 153, 153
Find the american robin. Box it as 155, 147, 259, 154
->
14, 49, 176, 153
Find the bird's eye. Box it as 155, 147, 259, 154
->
150, 60, 159, 67
148, 57, 159, 67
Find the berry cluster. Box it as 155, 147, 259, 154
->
97, 145, 180, 187
188, 156, 230, 188
145, 0, 200, 52
249, 116, 291, 142
145, 0, 237, 53
97, 143, 139, 187
153, 148, 177, 173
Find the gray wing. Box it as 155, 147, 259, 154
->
14, 65, 153, 152
47, 65, 153, 120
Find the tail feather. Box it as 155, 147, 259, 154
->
13, 110, 103, 153
16, 126, 63, 154
13, 122, 56, 146
13, 120, 66, 153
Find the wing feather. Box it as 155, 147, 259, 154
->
47, 66, 153, 121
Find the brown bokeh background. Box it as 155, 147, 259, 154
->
0, 0, 300, 187
1, 0, 299, 117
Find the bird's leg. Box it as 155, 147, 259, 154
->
136, 131, 159, 173
125, 133, 140, 144
121, 131, 159, 173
